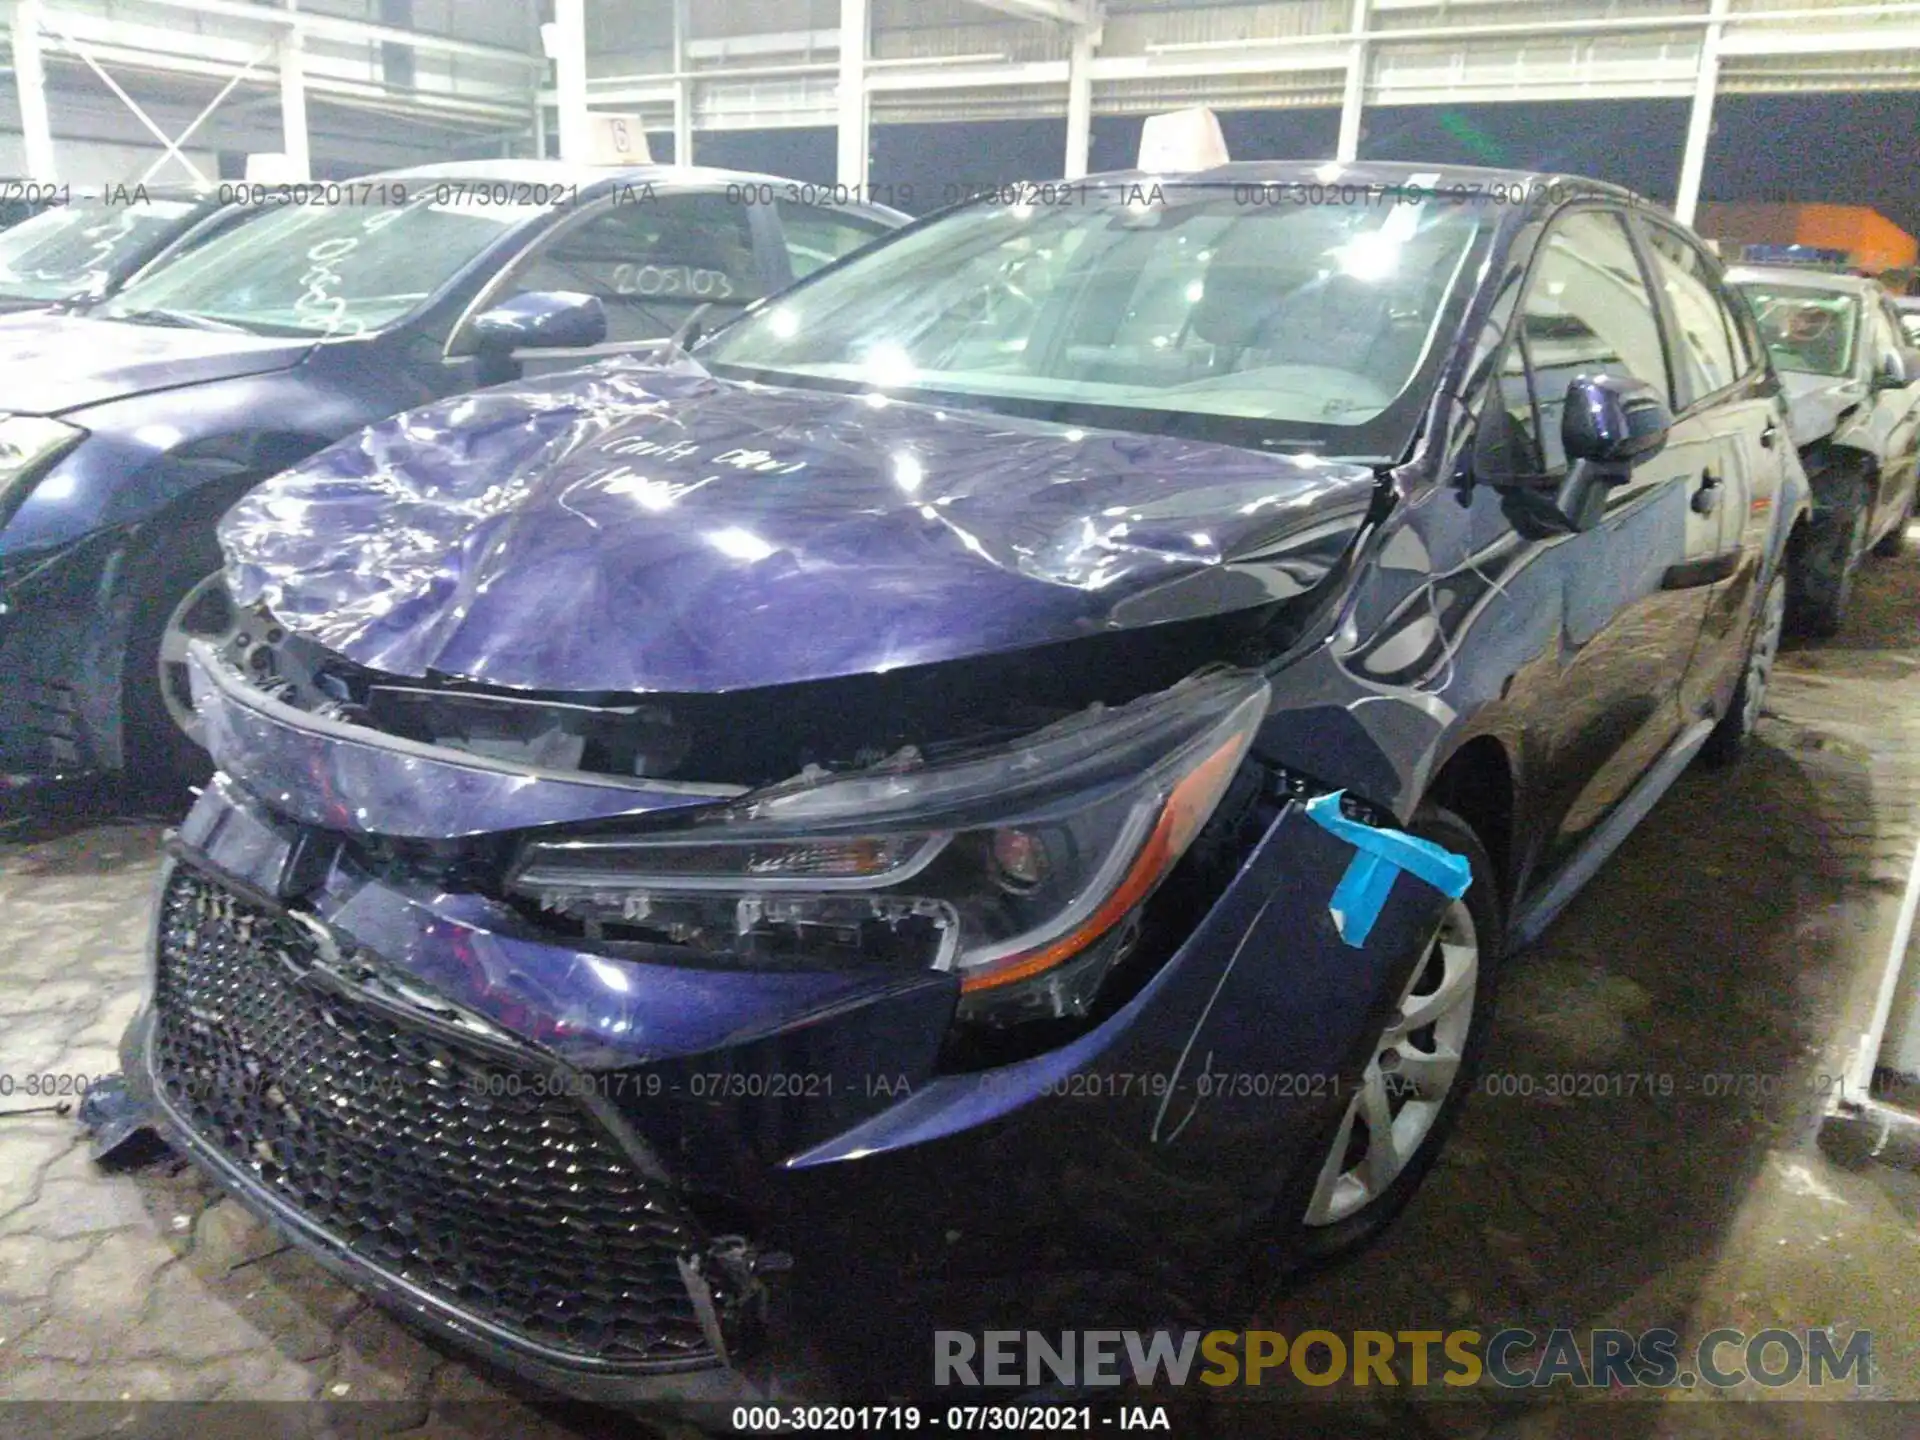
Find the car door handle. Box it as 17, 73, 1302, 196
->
1760, 419, 1780, 449
1692, 470, 1723, 515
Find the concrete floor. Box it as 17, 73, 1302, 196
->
7, 555, 1920, 1438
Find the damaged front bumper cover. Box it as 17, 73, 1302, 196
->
116, 641, 1460, 1404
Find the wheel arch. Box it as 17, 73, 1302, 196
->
1420, 732, 1518, 912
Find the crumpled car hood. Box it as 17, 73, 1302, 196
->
0, 311, 313, 415
222, 357, 1378, 695
1779, 370, 1867, 450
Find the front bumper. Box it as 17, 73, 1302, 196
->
121, 995, 778, 1413
119, 652, 1458, 1406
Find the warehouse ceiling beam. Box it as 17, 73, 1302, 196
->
1062, 2, 1101, 179
671, 0, 692, 164
37, 6, 276, 183
279, 0, 308, 183
1674, 0, 1729, 227
541, 0, 588, 161
964, 0, 1096, 27
11, 0, 56, 179
1335, 0, 1368, 162
837, 0, 868, 188
130, 0, 542, 70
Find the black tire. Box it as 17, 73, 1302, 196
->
1267, 806, 1504, 1271
1700, 568, 1787, 768
1792, 472, 1871, 638
120, 526, 222, 809
1873, 486, 1915, 558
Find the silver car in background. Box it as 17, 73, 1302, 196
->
1729, 265, 1920, 633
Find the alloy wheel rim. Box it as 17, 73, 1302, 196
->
1742, 576, 1787, 736
157, 571, 242, 745
1303, 898, 1479, 1228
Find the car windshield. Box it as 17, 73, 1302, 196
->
0, 197, 202, 301
1739, 284, 1860, 378
701, 183, 1488, 460
98, 192, 539, 337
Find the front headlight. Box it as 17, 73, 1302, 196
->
0, 414, 86, 513
507, 669, 1270, 1025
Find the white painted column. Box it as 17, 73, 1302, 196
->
12, 0, 57, 182
1063, 20, 1095, 180
836, 0, 868, 189
1674, 0, 1731, 227
671, 0, 693, 164
280, 21, 311, 181
552, 0, 590, 164
1335, 0, 1369, 163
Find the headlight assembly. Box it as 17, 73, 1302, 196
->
506, 668, 1271, 1025
0, 413, 86, 515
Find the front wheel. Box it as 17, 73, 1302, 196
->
1277, 806, 1503, 1264
1793, 475, 1870, 637
121, 532, 233, 805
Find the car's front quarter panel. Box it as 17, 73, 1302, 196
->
0, 348, 412, 777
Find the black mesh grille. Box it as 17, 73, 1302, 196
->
149, 866, 714, 1367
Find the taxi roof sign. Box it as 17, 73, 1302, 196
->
1136, 107, 1229, 174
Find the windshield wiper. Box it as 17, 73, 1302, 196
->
110, 307, 249, 334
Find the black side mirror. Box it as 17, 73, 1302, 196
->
1489, 373, 1673, 536
470, 290, 608, 354
1563, 372, 1673, 466
1541, 373, 1671, 532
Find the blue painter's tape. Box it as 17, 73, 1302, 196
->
1303, 791, 1473, 948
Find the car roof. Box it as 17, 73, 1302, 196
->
373, 158, 818, 195
362, 158, 910, 223
1068, 158, 1650, 208
1726, 264, 1882, 297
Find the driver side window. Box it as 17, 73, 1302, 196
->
1490, 209, 1669, 478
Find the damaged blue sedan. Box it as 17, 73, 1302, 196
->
119, 162, 1807, 1408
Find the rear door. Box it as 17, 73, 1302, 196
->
1635, 216, 1776, 723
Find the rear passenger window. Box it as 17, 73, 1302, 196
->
1520, 210, 1669, 472
775, 203, 891, 279
503, 194, 765, 342
1644, 224, 1744, 405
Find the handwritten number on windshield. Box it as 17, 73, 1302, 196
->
291, 206, 404, 338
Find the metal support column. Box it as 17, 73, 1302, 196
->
1063, 11, 1098, 180
671, 0, 693, 164
1675, 0, 1731, 227
551, 0, 590, 164
11, 0, 57, 181
280, 4, 310, 181
837, 0, 868, 189
1335, 0, 1368, 163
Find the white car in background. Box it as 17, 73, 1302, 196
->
1896, 295, 1920, 348
1730, 266, 1920, 633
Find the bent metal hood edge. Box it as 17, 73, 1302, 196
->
221, 356, 1379, 695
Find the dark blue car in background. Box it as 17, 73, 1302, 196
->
119, 162, 1806, 1408
0, 160, 903, 798
0, 184, 249, 316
